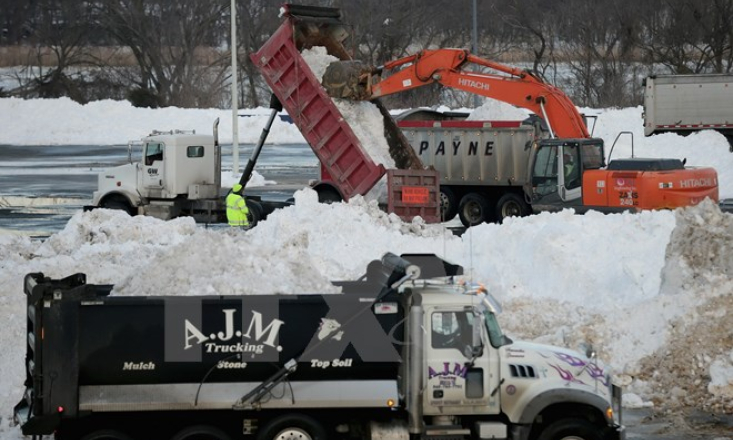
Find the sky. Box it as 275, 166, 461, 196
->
0, 94, 732, 439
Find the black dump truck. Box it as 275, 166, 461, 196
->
14, 254, 623, 440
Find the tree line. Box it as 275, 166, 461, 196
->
1, 0, 731, 109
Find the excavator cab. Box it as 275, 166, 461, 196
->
527, 138, 605, 212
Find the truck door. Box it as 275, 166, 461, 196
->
142, 141, 165, 194
528, 140, 583, 211
423, 308, 500, 416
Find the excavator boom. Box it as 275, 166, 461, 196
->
322, 48, 590, 138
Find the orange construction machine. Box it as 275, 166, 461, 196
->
323, 48, 719, 224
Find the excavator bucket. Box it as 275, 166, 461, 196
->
322, 60, 374, 100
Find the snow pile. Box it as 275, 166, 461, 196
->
247, 189, 455, 280
467, 98, 529, 120
626, 199, 733, 412
1, 189, 732, 436
0, 97, 306, 146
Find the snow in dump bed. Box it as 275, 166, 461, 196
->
1, 192, 732, 439
467, 99, 530, 120
300, 47, 395, 169
301, 47, 395, 201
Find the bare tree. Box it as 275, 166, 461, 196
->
690, 0, 733, 73
5, 1, 101, 102
559, 0, 639, 107
636, 0, 732, 74
98, 0, 229, 108
493, 0, 560, 77
0, 0, 35, 45
237, 0, 281, 107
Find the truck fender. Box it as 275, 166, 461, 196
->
98, 190, 140, 207
311, 182, 344, 204
514, 388, 611, 425
97, 191, 140, 216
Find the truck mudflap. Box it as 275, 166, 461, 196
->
387, 169, 441, 223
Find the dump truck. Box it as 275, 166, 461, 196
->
14, 253, 624, 440
322, 48, 720, 226
250, 4, 440, 223
89, 4, 440, 225
85, 119, 287, 227
643, 74, 733, 151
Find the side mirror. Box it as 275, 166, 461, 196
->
463, 344, 484, 364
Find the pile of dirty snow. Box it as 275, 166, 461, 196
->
631, 199, 733, 413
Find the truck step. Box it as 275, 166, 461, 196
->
423, 425, 470, 440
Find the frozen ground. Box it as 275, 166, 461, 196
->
0, 94, 732, 438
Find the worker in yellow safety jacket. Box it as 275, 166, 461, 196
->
226, 183, 249, 228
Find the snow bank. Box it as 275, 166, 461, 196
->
0, 97, 306, 146
1, 189, 731, 439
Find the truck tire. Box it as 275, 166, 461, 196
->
171, 425, 232, 440
256, 414, 326, 440
439, 187, 458, 221
101, 196, 135, 216
458, 193, 491, 227
246, 199, 263, 228
80, 430, 134, 440
536, 418, 603, 440
495, 193, 530, 223
316, 187, 342, 204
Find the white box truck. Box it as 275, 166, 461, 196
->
643, 74, 733, 151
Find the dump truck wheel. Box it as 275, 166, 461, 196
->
101, 196, 135, 216
495, 193, 530, 222
439, 187, 458, 221
316, 187, 343, 204
458, 193, 491, 227
171, 425, 232, 440
536, 418, 603, 440
257, 414, 326, 440
80, 430, 134, 440
246, 199, 263, 228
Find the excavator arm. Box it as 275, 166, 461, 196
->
323, 48, 590, 139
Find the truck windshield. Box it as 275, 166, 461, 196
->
484, 312, 506, 348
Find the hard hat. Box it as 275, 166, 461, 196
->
233, 183, 243, 193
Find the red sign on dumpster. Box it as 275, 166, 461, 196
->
401, 186, 430, 204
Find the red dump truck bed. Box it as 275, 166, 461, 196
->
251, 5, 440, 223
250, 7, 384, 199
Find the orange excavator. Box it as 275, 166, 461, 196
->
323, 49, 719, 221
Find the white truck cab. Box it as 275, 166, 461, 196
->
402, 280, 622, 440
90, 127, 223, 221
